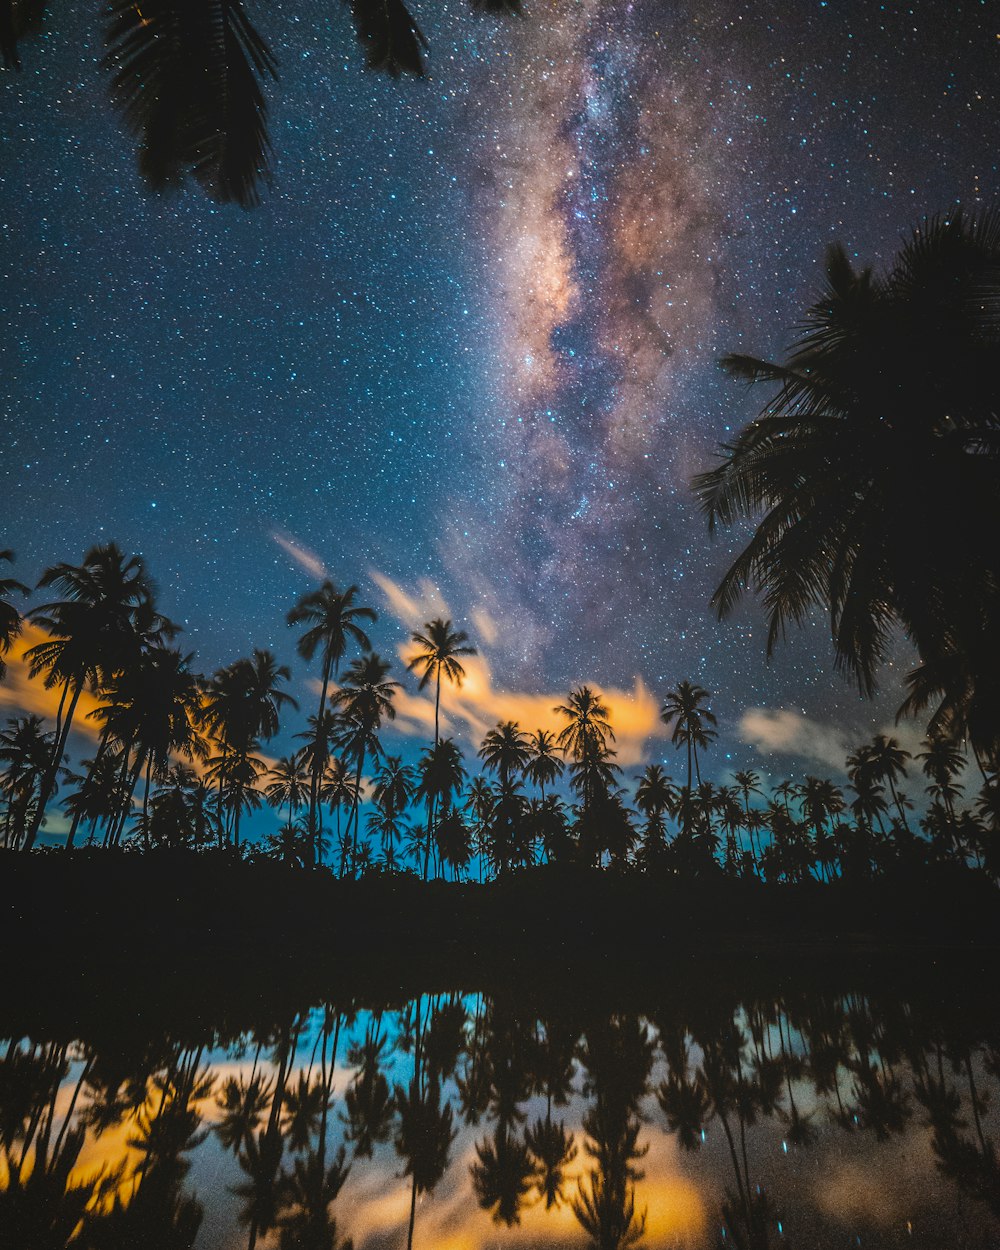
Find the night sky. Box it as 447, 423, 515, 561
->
3, 0, 998, 778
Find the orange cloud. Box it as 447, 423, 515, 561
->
0, 623, 104, 740
373, 573, 666, 766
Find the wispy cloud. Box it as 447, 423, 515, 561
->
373, 572, 664, 766
272, 532, 328, 580
738, 708, 851, 774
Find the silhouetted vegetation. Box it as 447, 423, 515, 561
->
1, 540, 998, 899
697, 209, 1000, 764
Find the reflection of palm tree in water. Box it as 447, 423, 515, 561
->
572, 1016, 653, 1249
394, 995, 458, 1250
233, 1017, 302, 1250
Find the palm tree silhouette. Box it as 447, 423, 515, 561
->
288, 582, 375, 863
265, 753, 311, 829
407, 618, 476, 746
23, 543, 168, 850
555, 686, 619, 821
415, 738, 466, 880
479, 721, 531, 795
0, 714, 55, 849
334, 652, 399, 874
866, 734, 912, 832
660, 681, 717, 795
634, 764, 676, 864
0, 549, 28, 683
93, 646, 203, 850
697, 210, 1000, 757
525, 728, 564, 799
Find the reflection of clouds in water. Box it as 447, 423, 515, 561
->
15, 996, 1000, 1250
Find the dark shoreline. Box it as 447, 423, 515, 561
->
2, 849, 998, 1044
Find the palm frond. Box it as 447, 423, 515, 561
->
347, 0, 429, 77
1, 0, 47, 69
105, 0, 278, 207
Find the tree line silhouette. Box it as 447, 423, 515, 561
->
1, 540, 998, 885
2, 978, 998, 1249
2, 209, 999, 885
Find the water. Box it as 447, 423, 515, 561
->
2, 963, 999, 1249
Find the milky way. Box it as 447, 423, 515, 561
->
2, 0, 998, 773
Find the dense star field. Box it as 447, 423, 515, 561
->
2, 0, 998, 773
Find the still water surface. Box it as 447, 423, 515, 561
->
2, 968, 999, 1248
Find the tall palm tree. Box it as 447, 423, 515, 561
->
867, 733, 912, 831
554, 686, 618, 819
0, 549, 28, 682
23, 543, 168, 850
661, 681, 717, 794
288, 581, 375, 858
733, 768, 764, 871
415, 738, 467, 880
696, 211, 1000, 755
408, 618, 475, 866
334, 652, 399, 874
203, 649, 296, 850
407, 618, 476, 749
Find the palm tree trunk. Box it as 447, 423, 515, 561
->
65, 723, 112, 851
141, 754, 153, 851
307, 655, 333, 870
23, 679, 82, 850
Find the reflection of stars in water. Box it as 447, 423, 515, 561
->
2, 0, 999, 760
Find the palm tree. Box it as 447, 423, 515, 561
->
524, 728, 564, 799
407, 618, 476, 749
696, 211, 1000, 756
734, 768, 764, 871
661, 680, 717, 802
634, 764, 676, 864
319, 756, 359, 861
334, 652, 399, 874
204, 649, 296, 849
288, 581, 375, 858
471, 1125, 534, 1226
22, 543, 167, 849
415, 738, 467, 880
554, 685, 619, 818
92, 646, 204, 849
478, 721, 531, 794
0, 549, 28, 682
371, 755, 416, 821
0, 714, 56, 849
917, 734, 966, 822
265, 753, 311, 828
867, 733, 912, 832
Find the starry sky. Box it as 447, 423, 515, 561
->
2, 0, 998, 777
